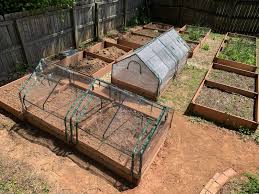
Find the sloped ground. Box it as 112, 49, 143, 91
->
0, 33, 258, 194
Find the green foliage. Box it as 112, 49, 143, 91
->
127, 4, 150, 26
15, 62, 29, 73
219, 37, 256, 65
202, 43, 210, 51
238, 172, 259, 194
181, 26, 209, 42
238, 127, 252, 135
0, 0, 75, 14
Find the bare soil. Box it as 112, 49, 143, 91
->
124, 34, 152, 45
208, 68, 256, 91
195, 86, 255, 121
69, 57, 108, 75
147, 23, 172, 30
135, 29, 162, 37
93, 46, 127, 60
1, 113, 259, 194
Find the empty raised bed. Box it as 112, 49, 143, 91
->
207, 63, 258, 92
56, 51, 114, 78
87, 41, 133, 61
143, 22, 173, 32
190, 62, 259, 131
179, 25, 211, 57
0, 61, 173, 185
131, 28, 163, 38
214, 33, 258, 72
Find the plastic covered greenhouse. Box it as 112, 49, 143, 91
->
111, 28, 190, 100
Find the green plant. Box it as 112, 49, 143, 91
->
238, 172, 259, 194
218, 37, 256, 65
15, 62, 28, 73
202, 43, 209, 51
0, 0, 75, 14
238, 127, 252, 135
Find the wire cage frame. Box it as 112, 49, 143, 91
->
18, 59, 174, 183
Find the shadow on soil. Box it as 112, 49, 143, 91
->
0, 109, 133, 192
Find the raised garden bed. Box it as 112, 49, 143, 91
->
115, 32, 153, 50
0, 64, 174, 186
87, 41, 133, 61
196, 85, 255, 121
143, 22, 173, 32
207, 63, 258, 92
123, 33, 153, 45
57, 51, 114, 78
214, 33, 258, 72
190, 62, 259, 131
131, 28, 163, 38
179, 25, 211, 57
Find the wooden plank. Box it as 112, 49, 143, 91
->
205, 80, 257, 98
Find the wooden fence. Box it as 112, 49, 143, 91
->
150, 0, 259, 35
0, 0, 143, 79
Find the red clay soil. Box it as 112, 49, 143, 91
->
69, 57, 108, 75
93, 46, 127, 60
0, 113, 258, 194
124, 34, 152, 45
135, 29, 162, 37
147, 23, 172, 30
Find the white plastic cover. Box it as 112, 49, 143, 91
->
131, 28, 190, 85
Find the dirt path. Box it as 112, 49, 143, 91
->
0, 112, 258, 194
188, 33, 223, 68
127, 114, 259, 194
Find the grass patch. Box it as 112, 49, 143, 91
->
159, 64, 207, 113
218, 36, 256, 65
0, 155, 50, 194
202, 43, 210, 51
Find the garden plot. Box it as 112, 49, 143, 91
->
207, 65, 257, 92
57, 51, 114, 78
179, 25, 211, 57
123, 33, 153, 45
0, 62, 173, 185
87, 41, 132, 61
116, 32, 153, 49
195, 86, 255, 121
190, 62, 259, 131
131, 28, 162, 38
214, 33, 258, 72
143, 22, 173, 31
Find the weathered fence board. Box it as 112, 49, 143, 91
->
151, 0, 259, 35
0, 0, 143, 76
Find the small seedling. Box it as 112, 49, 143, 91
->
202, 43, 209, 51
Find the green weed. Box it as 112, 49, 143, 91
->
238, 172, 259, 194
219, 37, 256, 65
202, 43, 210, 51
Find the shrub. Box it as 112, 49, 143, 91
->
0, 0, 75, 14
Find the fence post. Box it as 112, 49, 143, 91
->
15, 20, 29, 64
94, 2, 100, 40
124, 0, 127, 27
72, 7, 79, 48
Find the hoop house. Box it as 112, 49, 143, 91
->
111, 28, 190, 100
